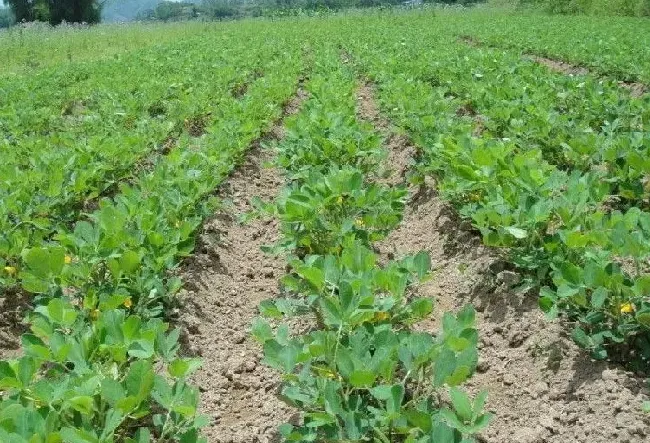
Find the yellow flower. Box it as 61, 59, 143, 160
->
620, 303, 635, 314
313, 366, 341, 380
374, 311, 390, 322
321, 368, 337, 379
355, 218, 365, 228
90, 309, 100, 320
337, 196, 343, 205
123, 298, 133, 309
3, 266, 16, 276
175, 221, 181, 228
64, 255, 72, 264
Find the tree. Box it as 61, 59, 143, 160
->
47, 0, 102, 24
6, 0, 102, 24
0, 6, 15, 27
6, 0, 36, 21
202, 0, 239, 19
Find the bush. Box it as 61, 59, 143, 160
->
514, 0, 650, 15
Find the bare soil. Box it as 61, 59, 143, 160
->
356, 83, 415, 185
358, 83, 650, 443
178, 89, 307, 443
0, 290, 30, 360
527, 55, 590, 77
527, 55, 647, 98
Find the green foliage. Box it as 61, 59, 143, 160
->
0, 22, 306, 441
0, 298, 205, 442
4, 8, 650, 441
264, 167, 406, 255
343, 13, 650, 369
448, 12, 650, 79
528, 0, 650, 16
256, 245, 489, 442
137, 1, 199, 21
253, 47, 489, 442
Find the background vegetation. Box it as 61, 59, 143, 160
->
1, 0, 647, 29
490, 0, 649, 16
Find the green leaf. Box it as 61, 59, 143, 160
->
504, 226, 527, 239
635, 312, 650, 328
21, 334, 50, 360
120, 250, 141, 274
449, 387, 472, 422
20, 272, 49, 294
323, 380, 343, 415
413, 251, 431, 279
590, 288, 608, 309
405, 408, 432, 433
101, 379, 126, 407
60, 427, 99, 443
439, 407, 464, 430
67, 396, 94, 415
125, 360, 154, 402
22, 247, 65, 278
299, 267, 324, 290
445, 366, 471, 386
370, 384, 394, 400
251, 318, 274, 343
557, 284, 579, 299
17, 357, 37, 387
572, 327, 592, 349
122, 316, 142, 342
168, 358, 202, 378
349, 370, 375, 388
0, 361, 19, 389
406, 298, 434, 321
100, 409, 126, 440
46, 298, 78, 326
304, 412, 337, 427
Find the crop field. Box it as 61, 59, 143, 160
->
1, 8, 649, 443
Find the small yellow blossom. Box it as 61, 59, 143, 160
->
620, 303, 635, 314
175, 221, 181, 228
321, 368, 337, 379
313, 366, 341, 380
64, 255, 72, 264
123, 298, 133, 309
337, 196, 343, 204
3, 266, 16, 276
355, 218, 365, 228
374, 311, 390, 322
90, 309, 100, 320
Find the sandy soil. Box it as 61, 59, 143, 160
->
0, 290, 29, 360
178, 89, 307, 443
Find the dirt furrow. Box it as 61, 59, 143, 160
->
0, 290, 30, 360
459, 35, 647, 98
355, 83, 414, 186
356, 83, 650, 443
178, 88, 307, 443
